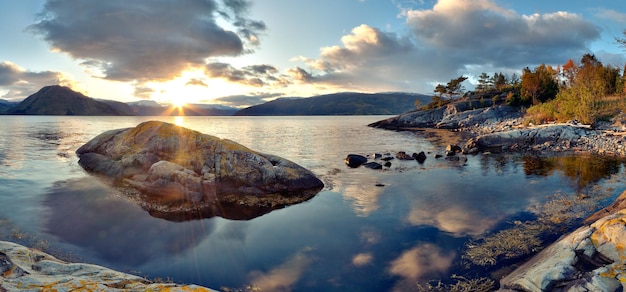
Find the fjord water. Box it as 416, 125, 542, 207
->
0, 115, 624, 291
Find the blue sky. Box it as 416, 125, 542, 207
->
0, 0, 625, 107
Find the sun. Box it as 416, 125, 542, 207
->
171, 98, 187, 109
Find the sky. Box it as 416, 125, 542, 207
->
0, 0, 625, 108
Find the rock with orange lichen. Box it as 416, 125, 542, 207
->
76, 121, 323, 220
0, 240, 215, 292
499, 209, 626, 291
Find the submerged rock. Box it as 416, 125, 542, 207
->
0, 241, 215, 291
76, 121, 324, 218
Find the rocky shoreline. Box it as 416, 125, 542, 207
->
370, 101, 626, 291
370, 101, 626, 157
0, 240, 215, 291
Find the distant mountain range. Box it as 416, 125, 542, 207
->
0, 85, 431, 116
234, 92, 431, 116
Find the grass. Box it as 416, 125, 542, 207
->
416, 275, 495, 292
462, 188, 612, 267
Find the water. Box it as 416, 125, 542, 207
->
0, 115, 625, 291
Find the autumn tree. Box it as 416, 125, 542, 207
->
492, 72, 508, 91
520, 64, 559, 105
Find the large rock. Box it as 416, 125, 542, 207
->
76, 121, 324, 215
466, 124, 589, 152
0, 240, 215, 291
499, 208, 626, 291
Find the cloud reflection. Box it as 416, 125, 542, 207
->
248, 249, 313, 292
407, 205, 501, 236
388, 243, 455, 280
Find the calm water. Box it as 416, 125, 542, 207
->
0, 115, 625, 291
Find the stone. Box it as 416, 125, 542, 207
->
413, 151, 427, 163
76, 121, 324, 216
363, 162, 383, 170
0, 241, 216, 291
395, 151, 414, 160
500, 209, 626, 291
345, 154, 368, 168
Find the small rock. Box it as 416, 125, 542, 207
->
363, 162, 383, 170
434, 154, 443, 159
413, 151, 427, 163
345, 154, 368, 168
396, 151, 414, 160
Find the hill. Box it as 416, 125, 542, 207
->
127, 101, 237, 116
234, 92, 431, 116
8, 85, 129, 115
0, 99, 18, 114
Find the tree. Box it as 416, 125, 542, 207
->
520, 64, 559, 105
477, 73, 491, 92
446, 76, 468, 98
618, 30, 626, 49
561, 59, 578, 88
492, 72, 507, 91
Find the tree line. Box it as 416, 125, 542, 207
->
419, 29, 626, 125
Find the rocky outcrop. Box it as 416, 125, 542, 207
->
76, 121, 323, 217
499, 208, 626, 291
0, 240, 215, 291
369, 100, 522, 130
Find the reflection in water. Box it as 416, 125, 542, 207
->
388, 243, 455, 281
407, 205, 502, 236
352, 253, 374, 267
42, 178, 213, 266
248, 248, 313, 291
523, 154, 624, 191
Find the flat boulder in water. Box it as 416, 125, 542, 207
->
76, 121, 324, 218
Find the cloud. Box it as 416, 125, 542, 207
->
294, 0, 601, 94
185, 78, 208, 87
0, 61, 74, 100
206, 62, 288, 87
595, 8, 626, 24
212, 92, 284, 107
29, 0, 265, 82
405, 0, 600, 67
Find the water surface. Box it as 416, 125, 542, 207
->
0, 115, 624, 291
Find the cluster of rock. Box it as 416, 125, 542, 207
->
0, 240, 214, 291
500, 191, 626, 291
344, 144, 469, 170
76, 121, 324, 218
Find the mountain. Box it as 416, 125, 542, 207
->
0, 99, 18, 114
234, 92, 432, 116
8, 85, 130, 115
127, 101, 237, 116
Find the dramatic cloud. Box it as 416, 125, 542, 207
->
293, 0, 601, 94
212, 92, 284, 107
405, 0, 601, 67
29, 0, 265, 82
0, 61, 73, 100
206, 62, 287, 87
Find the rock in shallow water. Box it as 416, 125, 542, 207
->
76, 121, 324, 218
0, 241, 215, 291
